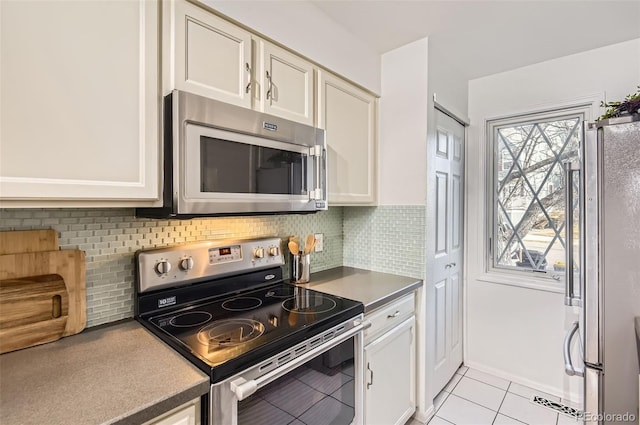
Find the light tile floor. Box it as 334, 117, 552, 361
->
407, 365, 581, 425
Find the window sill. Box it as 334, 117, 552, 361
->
475, 271, 565, 294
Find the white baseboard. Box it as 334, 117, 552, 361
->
463, 360, 581, 403
412, 404, 434, 424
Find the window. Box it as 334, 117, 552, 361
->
488, 108, 584, 278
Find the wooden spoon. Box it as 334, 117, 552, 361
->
304, 234, 316, 254
288, 240, 299, 255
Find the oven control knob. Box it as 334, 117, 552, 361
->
155, 260, 172, 275
268, 246, 280, 257
179, 257, 194, 271
254, 248, 265, 259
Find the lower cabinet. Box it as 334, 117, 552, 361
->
142, 398, 200, 425
364, 294, 416, 425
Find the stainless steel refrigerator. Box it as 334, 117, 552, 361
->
563, 114, 640, 424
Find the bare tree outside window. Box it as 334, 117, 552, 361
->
491, 113, 582, 275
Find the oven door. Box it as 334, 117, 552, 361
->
211, 318, 364, 425
179, 121, 326, 216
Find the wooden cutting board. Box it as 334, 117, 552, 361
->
0, 249, 86, 338
0, 229, 59, 255
0, 274, 69, 354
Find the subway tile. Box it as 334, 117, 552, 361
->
1, 207, 344, 327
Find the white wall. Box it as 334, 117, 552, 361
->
378, 37, 470, 206
379, 38, 429, 205
427, 41, 469, 122
202, 0, 381, 94
379, 36, 471, 421
466, 38, 640, 401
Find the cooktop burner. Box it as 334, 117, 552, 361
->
197, 319, 265, 347
169, 311, 213, 327
221, 297, 263, 311
281, 295, 337, 314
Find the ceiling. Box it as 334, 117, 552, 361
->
310, 0, 640, 80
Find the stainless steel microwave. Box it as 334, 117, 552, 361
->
137, 90, 327, 218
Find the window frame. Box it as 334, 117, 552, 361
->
484, 105, 591, 289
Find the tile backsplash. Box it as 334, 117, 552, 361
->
343, 206, 426, 280
0, 208, 343, 327
0, 205, 426, 328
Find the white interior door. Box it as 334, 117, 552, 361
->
431, 109, 465, 394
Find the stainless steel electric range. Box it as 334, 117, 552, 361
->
135, 237, 365, 425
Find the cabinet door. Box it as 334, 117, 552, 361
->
317, 70, 377, 204
0, 0, 159, 204
172, 0, 253, 108
142, 399, 199, 425
258, 41, 314, 126
364, 317, 415, 425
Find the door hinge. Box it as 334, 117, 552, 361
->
309, 188, 324, 200
309, 146, 322, 157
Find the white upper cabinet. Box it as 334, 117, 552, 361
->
317, 70, 377, 204
168, 1, 315, 126
257, 41, 315, 126
170, 0, 253, 108
0, 0, 160, 205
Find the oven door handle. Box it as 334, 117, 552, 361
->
230, 321, 366, 401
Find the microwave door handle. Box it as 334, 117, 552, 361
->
310, 145, 325, 201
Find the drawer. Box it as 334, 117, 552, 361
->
365, 293, 415, 343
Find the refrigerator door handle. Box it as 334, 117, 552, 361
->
564, 161, 582, 307
563, 320, 584, 377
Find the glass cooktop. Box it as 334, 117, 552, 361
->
146, 283, 363, 381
